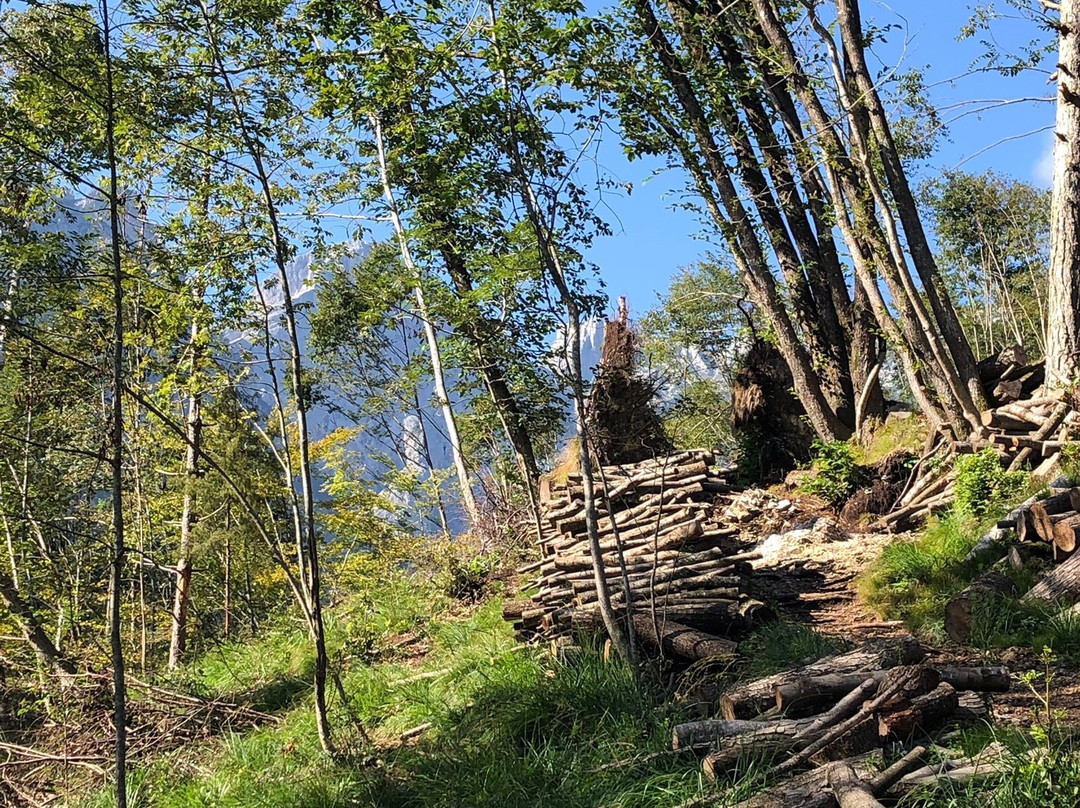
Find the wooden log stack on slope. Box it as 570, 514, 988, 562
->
504, 449, 770, 660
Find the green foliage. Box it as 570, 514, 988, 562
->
1060, 443, 1080, 486
801, 440, 861, 506
861, 511, 987, 636
954, 448, 1029, 518
662, 378, 736, 454
921, 170, 1050, 356
738, 621, 851, 680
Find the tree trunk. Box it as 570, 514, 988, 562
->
102, 0, 128, 800
629, 0, 849, 441
168, 379, 201, 670
204, 11, 336, 754
0, 570, 76, 679
720, 636, 924, 719
1045, 0, 1080, 389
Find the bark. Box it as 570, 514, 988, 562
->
358, 0, 541, 489
413, 281, 479, 524
702, 720, 816, 779
0, 570, 76, 679
630, 613, 735, 661
1046, 0, 1080, 389
828, 761, 884, 808
834, 0, 986, 414
719, 636, 924, 719
205, 10, 335, 754
877, 682, 958, 740
774, 667, 1008, 714
102, 0, 128, 799
493, 72, 632, 662
1025, 537, 1080, 603
944, 573, 1018, 644
168, 368, 201, 670
629, 0, 848, 441
672, 718, 812, 752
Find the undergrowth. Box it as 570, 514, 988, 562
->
801, 439, 862, 506
79, 591, 879, 808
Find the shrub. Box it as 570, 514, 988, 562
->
801, 440, 861, 506
1060, 442, 1080, 486
954, 447, 1028, 518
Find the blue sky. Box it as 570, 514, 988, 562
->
584, 0, 1058, 316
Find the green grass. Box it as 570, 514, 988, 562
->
861, 510, 988, 637
860, 506, 1080, 658
856, 415, 930, 465
79, 564, 1080, 808
738, 620, 851, 679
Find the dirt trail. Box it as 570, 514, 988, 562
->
731, 492, 1080, 728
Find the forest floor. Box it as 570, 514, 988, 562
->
45, 481, 1080, 808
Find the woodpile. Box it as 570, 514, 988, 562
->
872, 347, 1078, 532
505, 449, 773, 660
671, 637, 1011, 807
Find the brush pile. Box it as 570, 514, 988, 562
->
672, 637, 1012, 807
503, 450, 777, 659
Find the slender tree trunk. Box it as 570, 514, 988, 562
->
1047, 0, 1080, 389
370, 112, 479, 526
0, 570, 76, 679
100, 0, 127, 800
199, 0, 334, 753
168, 381, 201, 669
223, 502, 231, 638
629, 0, 848, 441
489, 44, 632, 663
833, 0, 987, 413
353, 0, 542, 491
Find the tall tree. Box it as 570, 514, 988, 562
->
598, 0, 988, 439
1047, 0, 1080, 389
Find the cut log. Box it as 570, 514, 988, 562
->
672, 718, 812, 752
944, 573, 1018, 644
1008, 402, 1069, 471
1053, 512, 1080, 554
721, 755, 876, 808
702, 721, 815, 780
867, 745, 928, 793
775, 666, 940, 775
629, 613, 735, 661
992, 379, 1023, 404
774, 667, 1008, 714
828, 761, 884, 808
1025, 534, 1080, 602
719, 636, 924, 720
980, 411, 1036, 431
877, 682, 958, 740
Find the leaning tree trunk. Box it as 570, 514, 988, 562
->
1047, 0, 1080, 390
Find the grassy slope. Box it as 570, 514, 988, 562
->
78, 430, 1080, 808
80, 567, 1080, 808
80, 574, 862, 808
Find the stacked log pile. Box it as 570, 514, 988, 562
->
873, 349, 1078, 533
942, 485, 1080, 640
504, 449, 773, 657
671, 637, 1011, 807
979, 395, 1075, 476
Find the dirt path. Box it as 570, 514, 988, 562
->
730, 495, 1080, 729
